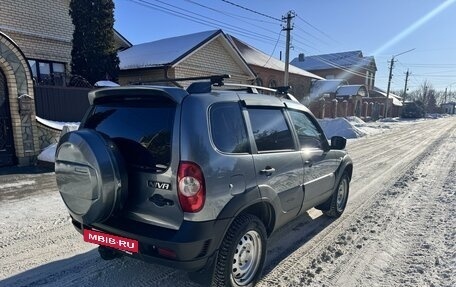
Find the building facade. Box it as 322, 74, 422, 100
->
441, 102, 455, 114
118, 30, 255, 86
0, 0, 73, 165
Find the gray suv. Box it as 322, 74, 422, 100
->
55, 78, 352, 287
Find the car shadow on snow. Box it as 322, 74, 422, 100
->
0, 211, 334, 287
0, 249, 197, 287
262, 209, 335, 276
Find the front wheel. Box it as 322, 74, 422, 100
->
323, 173, 350, 218
211, 214, 267, 287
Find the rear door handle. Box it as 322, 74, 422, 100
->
304, 160, 313, 167
260, 166, 276, 176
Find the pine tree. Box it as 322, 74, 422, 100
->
69, 0, 119, 85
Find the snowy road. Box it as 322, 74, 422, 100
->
1, 117, 455, 287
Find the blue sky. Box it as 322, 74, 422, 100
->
113, 0, 456, 92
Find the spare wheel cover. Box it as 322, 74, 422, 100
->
55, 129, 127, 224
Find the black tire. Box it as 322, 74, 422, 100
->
322, 172, 350, 218
211, 214, 267, 287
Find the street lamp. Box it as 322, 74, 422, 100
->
384, 48, 415, 118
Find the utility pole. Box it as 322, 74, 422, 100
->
403, 69, 410, 103
385, 57, 395, 118
384, 48, 415, 118
283, 11, 295, 86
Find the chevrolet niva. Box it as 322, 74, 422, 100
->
55, 76, 352, 287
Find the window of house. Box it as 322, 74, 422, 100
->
256, 78, 263, 86
28, 59, 66, 86
248, 108, 294, 152
268, 79, 277, 88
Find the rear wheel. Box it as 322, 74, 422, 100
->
211, 214, 267, 287
323, 173, 350, 218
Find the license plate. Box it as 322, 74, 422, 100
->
83, 229, 139, 253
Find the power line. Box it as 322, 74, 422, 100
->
296, 14, 339, 44
185, 0, 278, 25
220, 0, 282, 22
184, 0, 284, 43
263, 31, 282, 67
294, 26, 330, 47
128, 0, 279, 46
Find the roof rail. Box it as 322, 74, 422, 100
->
131, 74, 230, 86
218, 83, 298, 102
129, 74, 298, 102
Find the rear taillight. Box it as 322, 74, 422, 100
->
177, 161, 205, 213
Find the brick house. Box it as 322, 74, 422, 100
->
227, 35, 323, 102
291, 50, 377, 91
0, 0, 130, 166
118, 30, 255, 86
0, 0, 75, 166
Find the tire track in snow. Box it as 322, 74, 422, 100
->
257, 117, 456, 287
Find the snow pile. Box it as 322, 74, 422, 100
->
36, 116, 79, 131
37, 143, 57, 163
37, 118, 80, 163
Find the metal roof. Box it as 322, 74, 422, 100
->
228, 35, 323, 79
291, 50, 376, 72
118, 30, 221, 69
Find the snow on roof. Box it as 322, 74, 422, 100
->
336, 85, 367, 97
308, 79, 347, 100
228, 35, 323, 80
372, 86, 403, 106
94, 80, 120, 87
118, 30, 220, 70
291, 50, 376, 71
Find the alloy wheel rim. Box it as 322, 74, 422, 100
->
231, 230, 262, 286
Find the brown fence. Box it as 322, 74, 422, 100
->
309, 97, 399, 119
34, 86, 92, 122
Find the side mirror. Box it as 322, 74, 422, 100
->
330, 136, 346, 150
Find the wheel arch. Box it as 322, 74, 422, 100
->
238, 201, 276, 236
216, 189, 277, 238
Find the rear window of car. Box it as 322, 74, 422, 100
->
84, 100, 175, 172
210, 102, 250, 153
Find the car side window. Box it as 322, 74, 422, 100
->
210, 102, 250, 153
288, 110, 323, 149
247, 108, 294, 152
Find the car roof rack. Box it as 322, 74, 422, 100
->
130, 74, 298, 102
216, 83, 298, 102
130, 74, 230, 87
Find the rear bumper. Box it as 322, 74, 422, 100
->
71, 215, 230, 271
